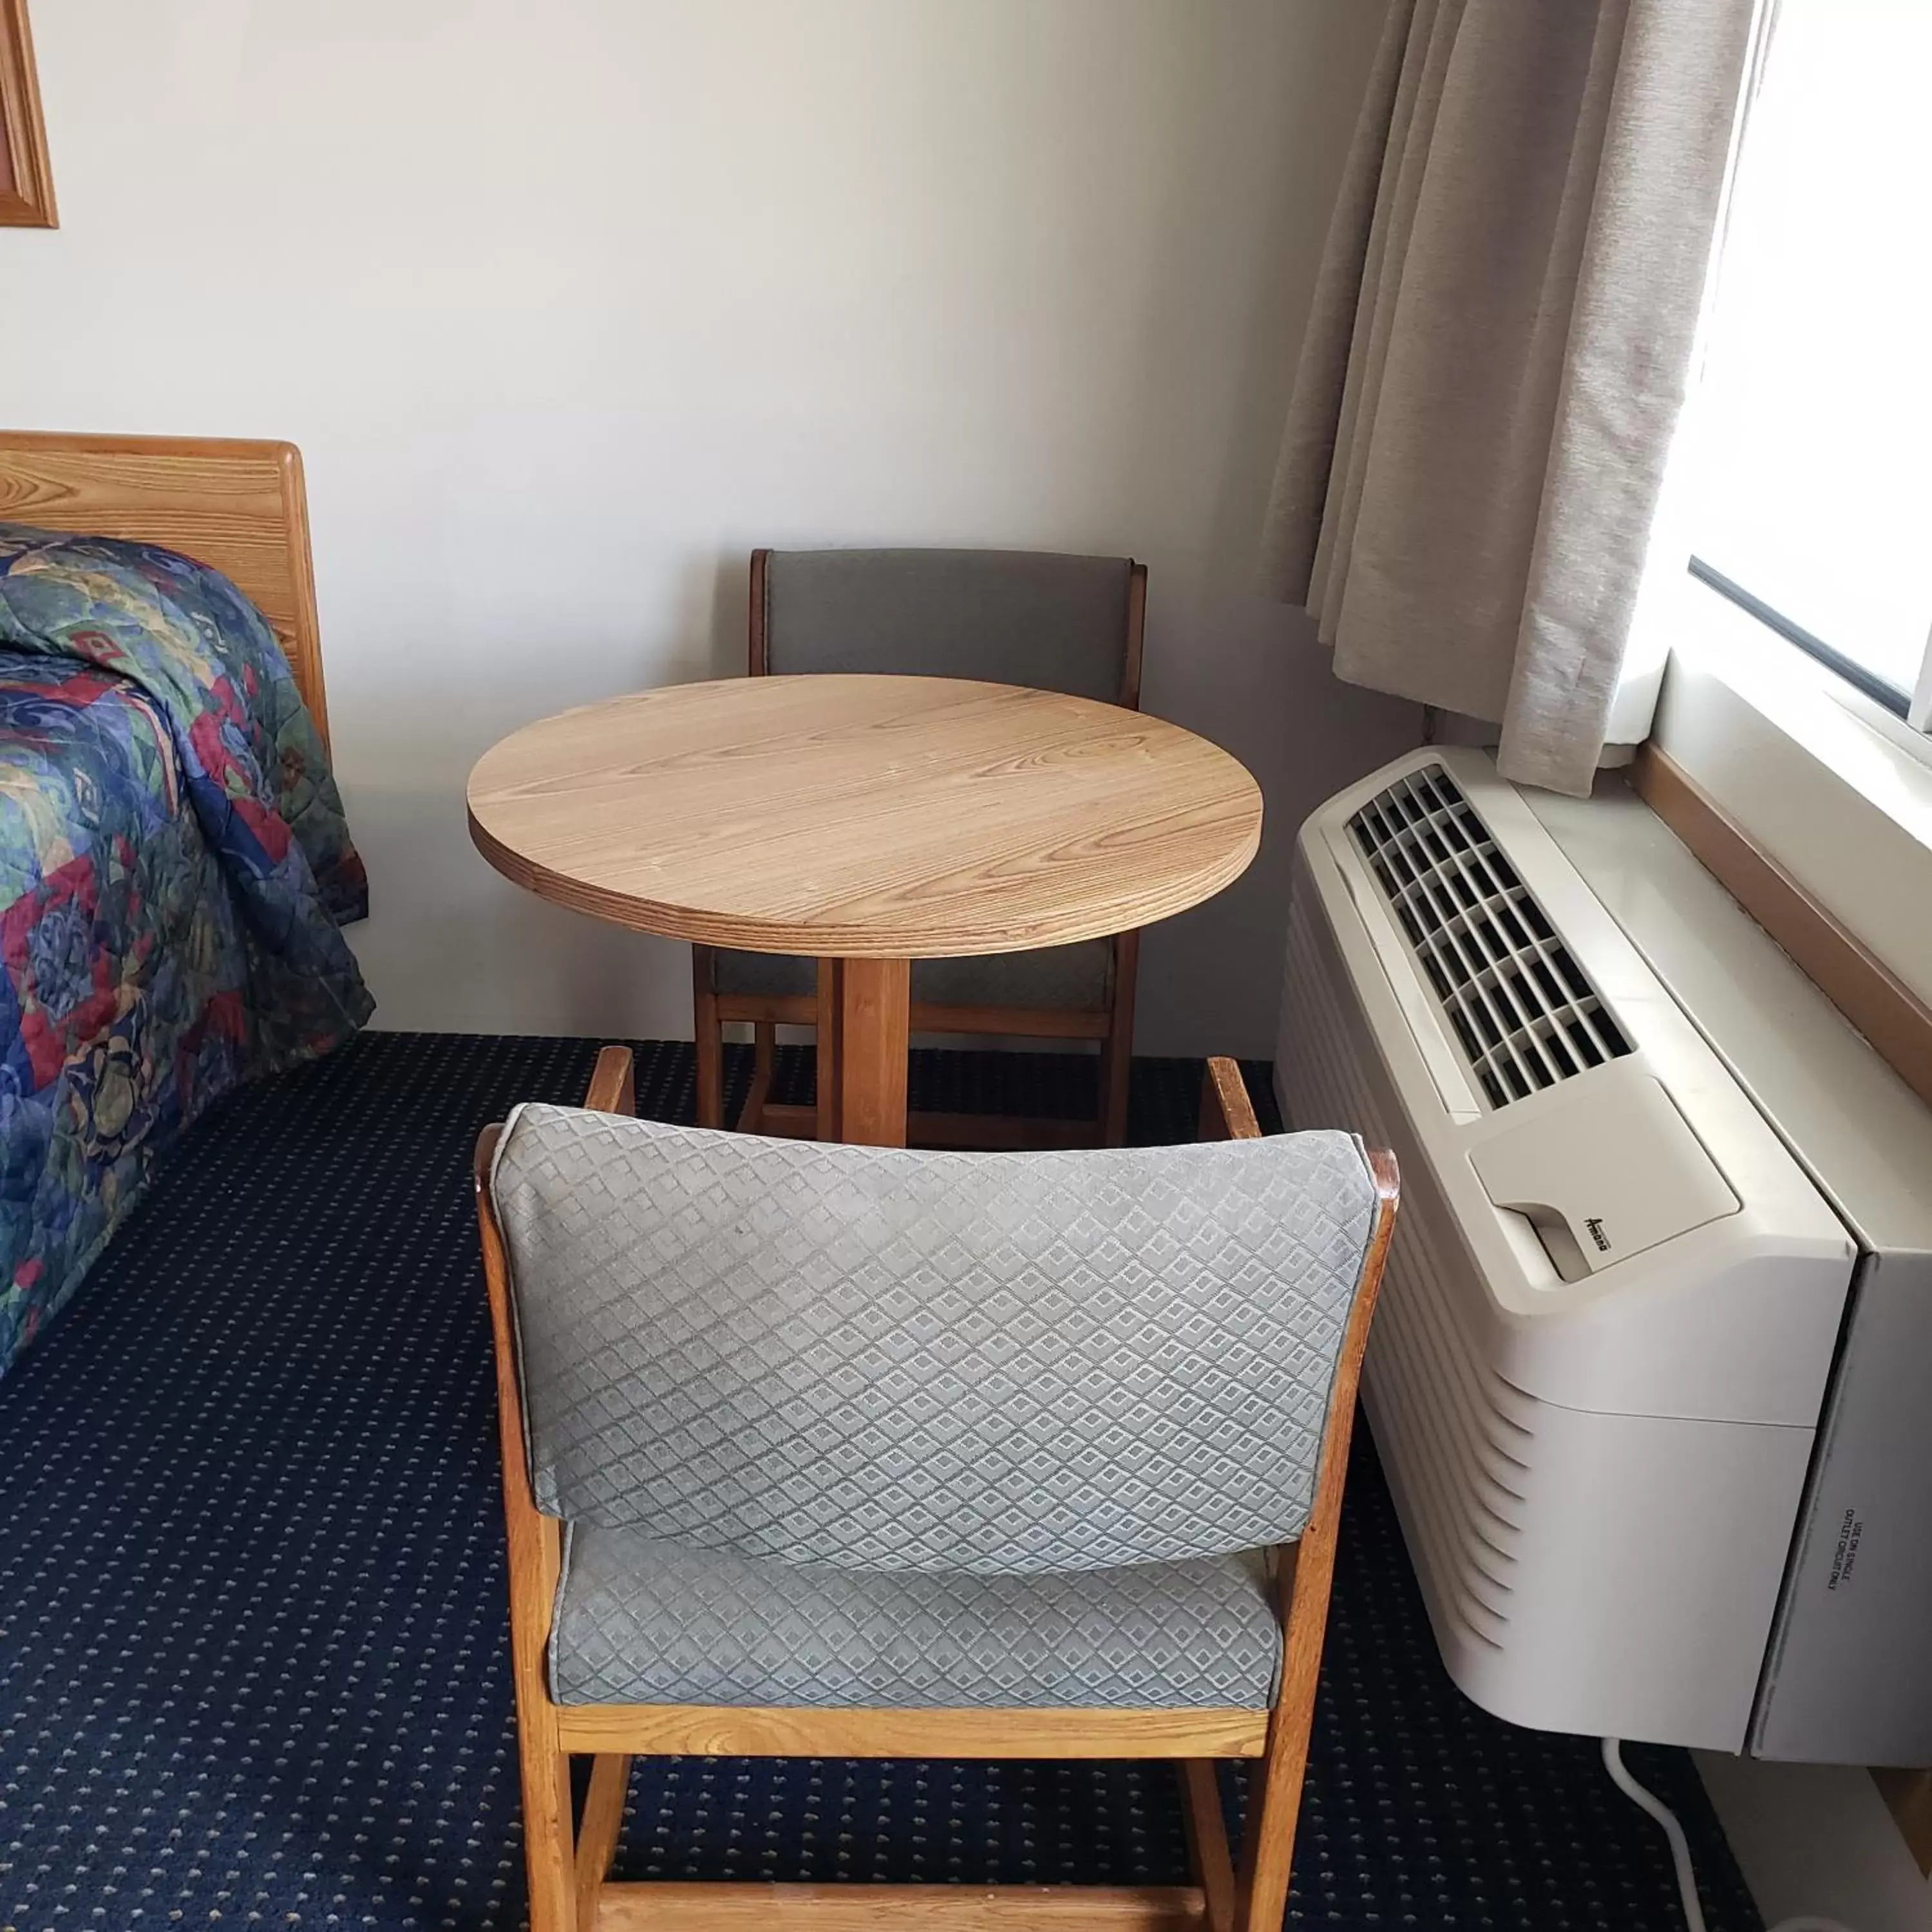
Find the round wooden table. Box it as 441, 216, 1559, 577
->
467, 674, 1263, 1146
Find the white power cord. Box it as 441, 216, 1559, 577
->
1602, 1738, 1857, 1932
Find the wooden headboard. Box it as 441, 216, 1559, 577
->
0, 430, 332, 750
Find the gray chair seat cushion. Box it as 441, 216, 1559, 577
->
713, 938, 1112, 1012
550, 1525, 1280, 1709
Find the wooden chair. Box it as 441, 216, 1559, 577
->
474, 1046, 1397, 1932
692, 547, 1149, 1148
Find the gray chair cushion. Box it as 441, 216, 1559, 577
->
550, 1525, 1280, 1709
491, 1106, 1379, 1575
762, 549, 1131, 703
712, 938, 1112, 1012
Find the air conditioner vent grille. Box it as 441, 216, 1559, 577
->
1348, 764, 1631, 1108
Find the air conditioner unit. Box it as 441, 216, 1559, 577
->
1280, 745, 1932, 1761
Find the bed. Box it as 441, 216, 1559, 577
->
0, 431, 372, 1379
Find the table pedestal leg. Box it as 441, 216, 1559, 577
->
815, 958, 910, 1146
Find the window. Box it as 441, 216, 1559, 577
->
1682, 0, 1932, 734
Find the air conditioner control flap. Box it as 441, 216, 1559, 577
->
1466, 1070, 1740, 1282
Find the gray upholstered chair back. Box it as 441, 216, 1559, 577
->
490, 1104, 1379, 1577
760, 548, 1133, 703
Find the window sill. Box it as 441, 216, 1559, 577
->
1649, 575, 1932, 1014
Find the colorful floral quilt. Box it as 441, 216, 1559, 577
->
0, 524, 372, 1378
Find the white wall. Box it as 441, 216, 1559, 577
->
2, 0, 1417, 1057
1697, 1754, 1932, 1932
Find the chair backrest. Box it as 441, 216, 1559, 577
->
489, 1104, 1381, 1576
752, 547, 1142, 707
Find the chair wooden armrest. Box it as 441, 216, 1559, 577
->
583, 1045, 636, 1116
1198, 1056, 1262, 1142
470, 1046, 636, 1196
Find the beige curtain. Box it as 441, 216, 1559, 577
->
1264, 0, 1763, 795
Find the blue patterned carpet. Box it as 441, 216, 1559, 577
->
0, 1033, 1761, 1929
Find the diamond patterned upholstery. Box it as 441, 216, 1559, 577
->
491, 1108, 1379, 1577
549, 1528, 1281, 1709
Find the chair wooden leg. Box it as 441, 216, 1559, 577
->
743, 1021, 777, 1133
575, 1752, 632, 1928
1179, 1761, 1236, 1932
692, 948, 724, 1128
814, 961, 842, 1141
1231, 1724, 1307, 1932
519, 1732, 580, 1932
1232, 1542, 1318, 1932
1098, 931, 1139, 1148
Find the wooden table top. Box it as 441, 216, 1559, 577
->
466, 674, 1262, 958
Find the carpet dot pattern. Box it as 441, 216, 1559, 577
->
0, 1032, 1761, 1929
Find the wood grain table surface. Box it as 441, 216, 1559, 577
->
468, 674, 1262, 1143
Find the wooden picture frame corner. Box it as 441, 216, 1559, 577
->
0, 0, 57, 232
